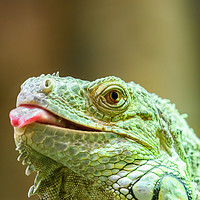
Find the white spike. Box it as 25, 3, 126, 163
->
34, 173, 42, 192
17, 153, 27, 161
28, 185, 35, 197
25, 164, 35, 176
33, 173, 42, 193
22, 157, 29, 165
56, 71, 60, 77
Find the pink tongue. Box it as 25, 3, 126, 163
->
9, 106, 65, 128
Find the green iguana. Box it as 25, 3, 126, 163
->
9, 73, 200, 200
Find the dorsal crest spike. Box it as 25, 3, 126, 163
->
52, 71, 60, 77
56, 71, 60, 77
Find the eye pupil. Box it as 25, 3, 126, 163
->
111, 91, 118, 100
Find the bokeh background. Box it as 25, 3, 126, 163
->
0, 1, 199, 199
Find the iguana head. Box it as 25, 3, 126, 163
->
9, 73, 193, 199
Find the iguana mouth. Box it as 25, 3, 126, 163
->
9, 104, 99, 132
10, 104, 155, 150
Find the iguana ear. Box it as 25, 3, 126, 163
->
153, 176, 189, 200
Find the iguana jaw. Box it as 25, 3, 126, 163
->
13, 121, 106, 198
10, 104, 103, 197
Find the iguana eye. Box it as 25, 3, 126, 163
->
89, 84, 130, 117
88, 78, 131, 117
104, 90, 122, 104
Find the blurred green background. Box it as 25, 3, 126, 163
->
0, 1, 199, 199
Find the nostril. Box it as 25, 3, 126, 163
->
41, 78, 53, 93
45, 79, 51, 87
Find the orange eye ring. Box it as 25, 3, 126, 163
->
105, 90, 122, 104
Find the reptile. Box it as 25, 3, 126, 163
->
9, 73, 200, 200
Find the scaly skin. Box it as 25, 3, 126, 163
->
11, 73, 200, 200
